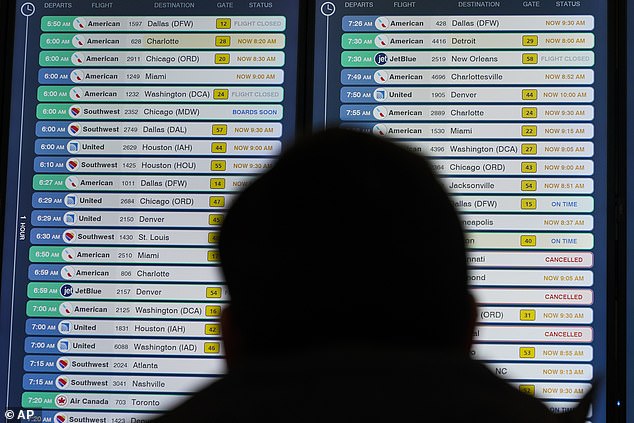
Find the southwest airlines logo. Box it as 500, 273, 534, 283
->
66, 159, 79, 171
63, 230, 76, 243
69, 106, 81, 117
56, 358, 70, 370
54, 413, 67, 423
55, 376, 69, 389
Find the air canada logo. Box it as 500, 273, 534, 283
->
60, 284, 74, 297
55, 376, 69, 389
56, 358, 69, 370
55, 394, 68, 407
54, 413, 67, 423
374, 53, 388, 66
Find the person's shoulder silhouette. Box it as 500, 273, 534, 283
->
152, 128, 592, 423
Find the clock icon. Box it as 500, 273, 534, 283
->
321, 2, 336, 17
21, 2, 35, 16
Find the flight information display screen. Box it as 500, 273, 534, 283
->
0, 1, 301, 422
313, 1, 607, 420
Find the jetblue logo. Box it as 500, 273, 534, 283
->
374, 53, 388, 65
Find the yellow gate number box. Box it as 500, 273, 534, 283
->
215, 53, 230, 64
213, 89, 229, 100
521, 144, 537, 155
211, 160, 227, 171
522, 107, 537, 118
205, 305, 221, 316
521, 198, 537, 210
519, 347, 536, 358
521, 180, 537, 191
209, 196, 226, 207
204, 342, 221, 354
521, 162, 537, 173
519, 385, 536, 396
520, 309, 536, 321
209, 214, 224, 225
210, 178, 226, 189
206, 287, 222, 298
215, 36, 231, 47
522, 89, 538, 100
205, 324, 221, 335
522, 53, 538, 64
522, 125, 537, 137
212, 124, 228, 135
208, 232, 220, 244
216, 18, 231, 29
520, 235, 537, 247
522, 35, 538, 46
212, 142, 227, 153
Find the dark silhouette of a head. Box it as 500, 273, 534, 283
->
219, 128, 470, 356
